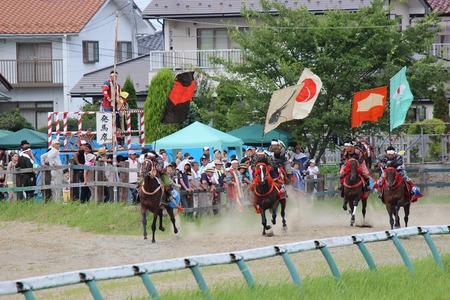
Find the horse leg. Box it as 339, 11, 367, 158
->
158, 208, 165, 232
142, 210, 148, 240
386, 205, 394, 230
280, 198, 287, 228
394, 204, 401, 228
271, 205, 278, 225
342, 197, 348, 211
349, 201, 355, 226
166, 207, 178, 234
361, 197, 367, 224
261, 210, 271, 236
151, 212, 158, 243
404, 204, 410, 228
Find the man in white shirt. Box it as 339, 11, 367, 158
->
127, 150, 139, 204
41, 139, 63, 202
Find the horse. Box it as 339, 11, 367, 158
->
381, 167, 410, 229
251, 163, 287, 236
342, 158, 368, 226
138, 159, 178, 243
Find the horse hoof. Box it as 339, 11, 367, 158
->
265, 225, 272, 230
151, 240, 155, 243
159, 226, 166, 232
350, 223, 354, 226
144, 236, 147, 240
174, 228, 179, 234
343, 205, 347, 211
271, 219, 276, 225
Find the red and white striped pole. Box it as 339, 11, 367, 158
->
63, 112, 68, 148
126, 112, 132, 149
140, 111, 145, 147
47, 112, 53, 148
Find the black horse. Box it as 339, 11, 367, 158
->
342, 158, 368, 226
381, 167, 410, 229
138, 159, 178, 243
252, 163, 287, 236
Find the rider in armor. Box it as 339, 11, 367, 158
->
375, 146, 423, 202
145, 150, 173, 204
267, 139, 288, 183
339, 140, 371, 192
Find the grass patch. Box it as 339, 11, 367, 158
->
156, 254, 450, 300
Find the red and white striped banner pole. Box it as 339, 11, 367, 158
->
126, 112, 132, 149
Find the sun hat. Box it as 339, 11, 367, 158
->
97, 147, 107, 156
205, 166, 215, 172
238, 164, 248, 170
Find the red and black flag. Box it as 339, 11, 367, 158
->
161, 71, 196, 124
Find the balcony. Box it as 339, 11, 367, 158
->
0, 59, 63, 87
149, 49, 243, 72
150, 45, 450, 72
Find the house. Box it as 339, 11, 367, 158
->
142, 0, 450, 122
0, 0, 155, 129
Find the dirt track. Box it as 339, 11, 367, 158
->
1, 196, 449, 299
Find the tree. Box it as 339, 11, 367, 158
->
122, 75, 138, 132
144, 68, 179, 143
408, 119, 446, 161
209, 0, 448, 161
0, 108, 33, 131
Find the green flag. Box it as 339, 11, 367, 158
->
389, 66, 413, 131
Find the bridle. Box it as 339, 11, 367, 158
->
253, 163, 275, 197
140, 159, 162, 196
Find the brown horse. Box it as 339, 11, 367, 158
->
252, 163, 287, 236
342, 158, 368, 226
381, 167, 410, 229
138, 159, 178, 243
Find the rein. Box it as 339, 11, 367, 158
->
343, 175, 363, 188
253, 182, 275, 197
141, 183, 162, 196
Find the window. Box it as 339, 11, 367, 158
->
17, 43, 52, 83
83, 41, 99, 63
197, 29, 240, 50
117, 41, 132, 62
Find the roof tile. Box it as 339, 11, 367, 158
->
0, 0, 105, 34
428, 0, 450, 14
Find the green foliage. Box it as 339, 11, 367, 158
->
144, 68, 180, 143
431, 90, 450, 125
408, 118, 446, 134
408, 119, 445, 161
208, 0, 448, 161
122, 75, 138, 132
318, 164, 339, 176
0, 108, 34, 131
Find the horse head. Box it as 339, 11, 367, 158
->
141, 159, 157, 178
385, 167, 401, 189
255, 163, 270, 185
347, 158, 360, 180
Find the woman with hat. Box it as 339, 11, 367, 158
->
81, 144, 96, 203
238, 163, 251, 186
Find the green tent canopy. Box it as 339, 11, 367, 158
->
0, 128, 48, 150
151, 121, 243, 152
227, 124, 294, 147
0, 130, 12, 139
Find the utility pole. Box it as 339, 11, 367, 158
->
112, 11, 119, 203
